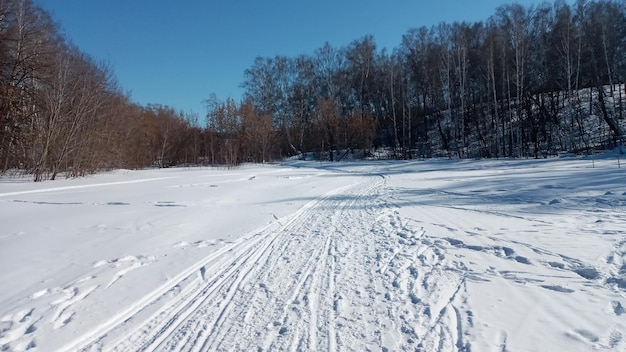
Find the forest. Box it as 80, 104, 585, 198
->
1, 0, 625, 181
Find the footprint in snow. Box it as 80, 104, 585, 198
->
30, 289, 50, 299
540, 285, 575, 293
0, 309, 37, 350
173, 241, 190, 248
547, 261, 565, 269
91, 255, 156, 290
154, 201, 186, 207
606, 277, 626, 289
49, 286, 98, 329
573, 267, 600, 280
514, 256, 531, 265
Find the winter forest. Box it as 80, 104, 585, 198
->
1, 0, 625, 181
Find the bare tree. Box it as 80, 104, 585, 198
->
1, 0, 57, 173
240, 99, 274, 163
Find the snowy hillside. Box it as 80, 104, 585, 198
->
1, 158, 625, 351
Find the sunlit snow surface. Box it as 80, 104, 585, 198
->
1, 158, 625, 351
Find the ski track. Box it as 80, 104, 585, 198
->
50, 172, 470, 352
0, 177, 175, 198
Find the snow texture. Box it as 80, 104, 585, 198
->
1, 158, 625, 351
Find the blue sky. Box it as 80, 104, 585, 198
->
36, 0, 553, 119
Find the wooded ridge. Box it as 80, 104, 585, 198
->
1, 0, 625, 181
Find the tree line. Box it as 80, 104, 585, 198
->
2, 0, 625, 181
239, 0, 626, 160
0, 0, 209, 180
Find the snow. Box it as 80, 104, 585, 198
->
1, 158, 625, 351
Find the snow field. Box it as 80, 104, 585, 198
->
1, 157, 625, 351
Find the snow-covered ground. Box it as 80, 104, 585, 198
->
1, 157, 625, 351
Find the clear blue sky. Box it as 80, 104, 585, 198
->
36, 0, 554, 119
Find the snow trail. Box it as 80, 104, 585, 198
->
67, 172, 467, 351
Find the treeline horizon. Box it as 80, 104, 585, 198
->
237, 0, 625, 161
1, 0, 625, 181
